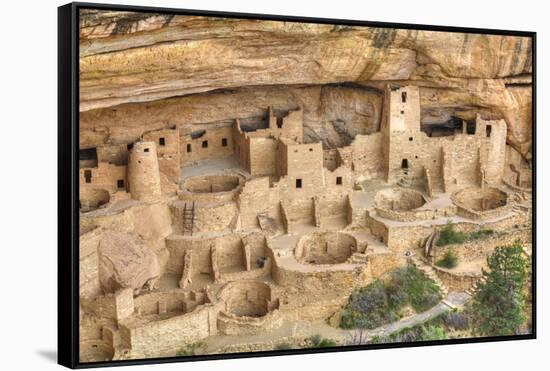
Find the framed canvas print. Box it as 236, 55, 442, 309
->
58, 2, 536, 368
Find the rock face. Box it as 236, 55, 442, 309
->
80, 84, 383, 150
79, 10, 532, 158
97, 231, 160, 294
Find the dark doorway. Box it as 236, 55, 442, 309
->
84, 170, 92, 183
187, 144, 192, 153
336, 176, 343, 185
296, 179, 302, 188
401, 159, 409, 169
159, 137, 166, 146
222, 138, 228, 147
401, 91, 407, 103
117, 179, 125, 189
202, 140, 208, 148
466, 121, 476, 135
276, 117, 283, 128
486, 125, 492, 138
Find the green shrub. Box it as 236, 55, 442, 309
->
437, 222, 495, 247
472, 241, 528, 336
307, 335, 337, 348
436, 222, 465, 246
436, 250, 459, 269
467, 229, 494, 241
374, 324, 448, 344
176, 342, 207, 356
390, 266, 442, 312
418, 325, 448, 341
340, 266, 442, 329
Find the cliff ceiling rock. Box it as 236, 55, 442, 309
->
79, 10, 533, 156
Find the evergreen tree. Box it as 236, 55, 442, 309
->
472, 241, 528, 336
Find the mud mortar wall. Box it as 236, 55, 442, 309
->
237, 177, 281, 229
170, 201, 239, 233
272, 263, 369, 307
348, 132, 384, 178
143, 128, 181, 179
433, 267, 480, 292
80, 163, 127, 193
382, 212, 530, 252
121, 305, 217, 358
81, 203, 172, 243
375, 205, 457, 222
295, 232, 357, 264
180, 126, 234, 166
433, 228, 531, 261
128, 142, 162, 202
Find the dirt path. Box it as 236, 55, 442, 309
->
205, 292, 470, 352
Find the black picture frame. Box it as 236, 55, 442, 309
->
58, 2, 536, 369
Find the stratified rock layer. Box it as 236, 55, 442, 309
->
79, 10, 532, 158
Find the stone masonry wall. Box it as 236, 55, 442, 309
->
180, 125, 234, 166
143, 128, 181, 179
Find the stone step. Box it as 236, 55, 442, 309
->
408, 256, 449, 296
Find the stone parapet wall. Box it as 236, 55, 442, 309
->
81, 203, 172, 243
121, 304, 217, 359
375, 205, 456, 222
432, 266, 480, 292
367, 251, 403, 277
433, 228, 531, 262
272, 263, 369, 305
217, 310, 283, 336
170, 201, 238, 233
365, 212, 389, 244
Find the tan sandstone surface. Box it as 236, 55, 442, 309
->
79, 10, 532, 159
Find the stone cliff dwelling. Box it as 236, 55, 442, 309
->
79, 84, 532, 361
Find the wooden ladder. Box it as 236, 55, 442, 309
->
183, 201, 195, 236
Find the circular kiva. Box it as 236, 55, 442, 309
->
452, 187, 508, 212
79, 188, 110, 212
295, 231, 358, 265
374, 187, 426, 211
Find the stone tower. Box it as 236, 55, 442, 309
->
382, 85, 421, 183
128, 141, 162, 202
